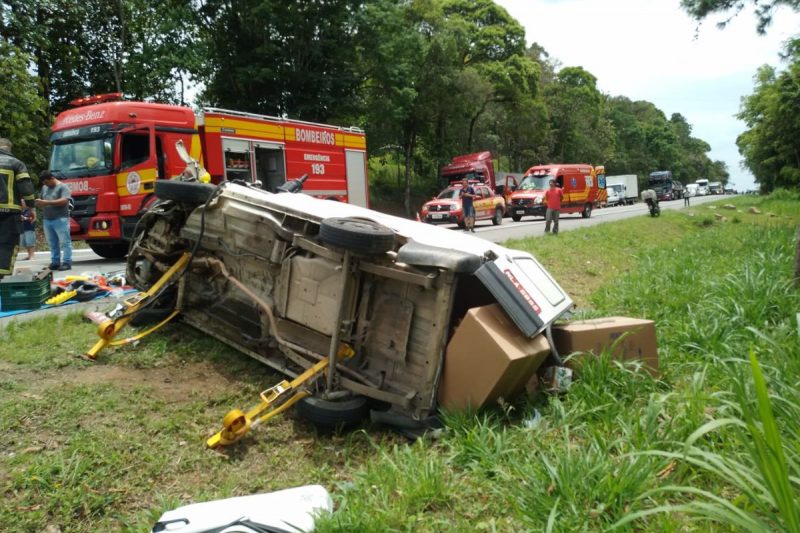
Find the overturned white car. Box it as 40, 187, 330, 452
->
125, 175, 572, 442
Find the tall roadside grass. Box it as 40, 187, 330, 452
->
318, 197, 800, 532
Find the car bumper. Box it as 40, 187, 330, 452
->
424, 213, 461, 224
510, 205, 546, 217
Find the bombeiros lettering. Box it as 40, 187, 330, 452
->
296, 128, 335, 145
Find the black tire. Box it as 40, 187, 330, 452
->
88, 241, 129, 259
319, 217, 394, 255
154, 180, 217, 204
296, 395, 370, 431
582, 203, 592, 218
511, 214, 522, 222
492, 207, 503, 226
74, 283, 101, 302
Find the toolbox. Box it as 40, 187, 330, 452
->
0, 269, 53, 311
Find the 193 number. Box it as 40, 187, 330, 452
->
311, 163, 326, 175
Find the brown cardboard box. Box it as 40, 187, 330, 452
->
438, 304, 551, 410
551, 316, 659, 375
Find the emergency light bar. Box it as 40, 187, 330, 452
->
69, 93, 123, 108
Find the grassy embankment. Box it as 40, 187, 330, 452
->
1, 192, 799, 531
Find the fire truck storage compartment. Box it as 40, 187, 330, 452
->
222, 138, 253, 182
223, 138, 286, 191
255, 142, 286, 193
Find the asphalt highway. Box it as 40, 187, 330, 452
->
13, 195, 726, 276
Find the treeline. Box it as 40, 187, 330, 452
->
1, 0, 729, 212
737, 38, 800, 193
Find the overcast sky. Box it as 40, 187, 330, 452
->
495, 0, 800, 190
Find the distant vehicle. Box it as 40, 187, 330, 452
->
709, 181, 723, 195
685, 183, 699, 197
606, 174, 638, 205
606, 183, 625, 206
724, 186, 736, 195
440, 151, 497, 190
420, 181, 505, 227
648, 171, 683, 201
695, 178, 710, 196
509, 164, 606, 221
440, 152, 524, 211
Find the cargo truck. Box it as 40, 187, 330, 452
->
605, 174, 638, 205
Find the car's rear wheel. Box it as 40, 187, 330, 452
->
88, 241, 129, 259
511, 214, 522, 222
296, 395, 370, 431
154, 180, 217, 204
582, 203, 592, 218
492, 207, 503, 226
319, 217, 395, 255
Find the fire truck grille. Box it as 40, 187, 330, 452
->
71, 195, 98, 218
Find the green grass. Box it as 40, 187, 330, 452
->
2, 193, 799, 531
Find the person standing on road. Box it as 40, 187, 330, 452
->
0, 138, 36, 279
20, 201, 36, 260
684, 192, 690, 206
544, 179, 563, 234
35, 171, 73, 271
460, 178, 477, 233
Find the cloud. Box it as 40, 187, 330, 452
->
496, 0, 800, 190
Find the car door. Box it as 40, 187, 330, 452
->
476, 186, 491, 218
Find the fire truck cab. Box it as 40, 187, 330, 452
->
508, 164, 606, 221
49, 94, 368, 258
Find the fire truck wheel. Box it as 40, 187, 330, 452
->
511, 214, 522, 222
88, 241, 130, 259
319, 217, 395, 255
581, 203, 592, 219
154, 180, 217, 204
492, 207, 503, 226
296, 395, 370, 431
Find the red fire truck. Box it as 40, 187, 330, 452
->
49, 93, 369, 257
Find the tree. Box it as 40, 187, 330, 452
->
198, 0, 363, 122
681, 0, 800, 34
1, 0, 202, 112
0, 42, 49, 175
737, 57, 800, 192
545, 66, 613, 164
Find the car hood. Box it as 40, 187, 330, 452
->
423, 199, 459, 209
511, 191, 544, 199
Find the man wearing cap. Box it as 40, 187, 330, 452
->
35, 170, 73, 271
0, 138, 36, 279
544, 179, 563, 235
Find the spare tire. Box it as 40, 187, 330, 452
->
154, 180, 217, 204
74, 283, 102, 302
296, 395, 370, 431
319, 217, 394, 255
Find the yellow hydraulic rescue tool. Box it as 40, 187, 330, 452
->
207, 344, 355, 448
85, 252, 191, 360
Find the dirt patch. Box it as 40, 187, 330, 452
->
3, 360, 234, 402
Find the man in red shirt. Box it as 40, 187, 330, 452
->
544, 179, 563, 234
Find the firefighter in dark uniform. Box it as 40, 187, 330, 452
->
0, 138, 35, 279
